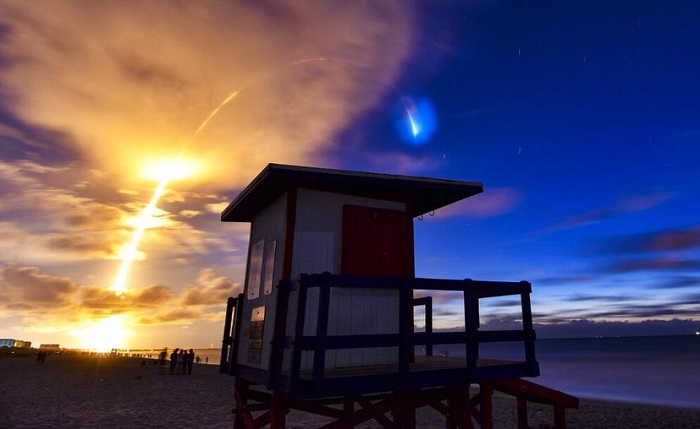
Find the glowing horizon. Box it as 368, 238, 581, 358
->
75, 314, 129, 352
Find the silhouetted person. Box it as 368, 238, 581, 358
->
186, 349, 195, 374
178, 349, 186, 374
169, 348, 179, 375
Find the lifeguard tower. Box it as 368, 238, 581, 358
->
220, 164, 577, 428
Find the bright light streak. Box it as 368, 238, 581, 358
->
395, 96, 438, 146
141, 158, 199, 182
110, 177, 169, 294
194, 57, 362, 138
106, 56, 353, 343
111, 157, 198, 294
195, 90, 239, 136
405, 107, 420, 137
77, 315, 129, 352
112, 57, 350, 296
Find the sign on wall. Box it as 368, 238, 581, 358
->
247, 239, 264, 300
247, 306, 265, 364
263, 239, 277, 295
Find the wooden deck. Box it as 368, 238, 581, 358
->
273, 355, 538, 399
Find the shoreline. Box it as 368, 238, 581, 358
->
2, 354, 699, 428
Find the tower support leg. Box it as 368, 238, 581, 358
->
391, 390, 416, 428
269, 391, 288, 429
233, 378, 251, 429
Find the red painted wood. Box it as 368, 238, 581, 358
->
269, 391, 288, 429
517, 395, 528, 429
341, 205, 413, 277
479, 383, 493, 429
234, 380, 257, 429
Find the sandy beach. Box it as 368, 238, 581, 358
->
1, 354, 699, 429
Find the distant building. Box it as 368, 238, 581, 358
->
39, 344, 60, 351
0, 339, 32, 348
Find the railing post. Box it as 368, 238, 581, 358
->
290, 275, 310, 387
425, 296, 433, 357
313, 273, 332, 382
268, 280, 291, 388
520, 281, 537, 372
220, 295, 237, 373
463, 279, 480, 375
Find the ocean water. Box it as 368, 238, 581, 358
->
193, 348, 222, 366
436, 335, 700, 409
195, 335, 700, 409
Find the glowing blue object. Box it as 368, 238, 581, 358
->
394, 97, 437, 145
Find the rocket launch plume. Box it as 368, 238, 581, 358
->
110, 178, 169, 294
110, 57, 365, 294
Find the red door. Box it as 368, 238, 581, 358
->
341, 205, 414, 277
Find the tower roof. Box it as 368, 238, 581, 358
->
221, 164, 483, 222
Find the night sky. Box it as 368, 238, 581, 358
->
1, 1, 699, 349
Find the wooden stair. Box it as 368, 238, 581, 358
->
488, 378, 579, 429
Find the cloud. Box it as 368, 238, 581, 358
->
132, 284, 174, 305
537, 296, 700, 322
480, 315, 524, 331
78, 284, 175, 314
0, 160, 129, 262
635, 226, 700, 253
657, 276, 700, 289
79, 287, 130, 311
0, 1, 416, 298
138, 308, 204, 324
606, 257, 700, 274
206, 202, 230, 214
0, 1, 415, 191
535, 275, 595, 287
597, 225, 700, 257
566, 293, 638, 304
180, 268, 242, 306
532, 318, 700, 339
430, 187, 520, 219
0, 264, 77, 309
540, 193, 673, 234
0, 263, 237, 331
363, 151, 442, 175
0, 158, 237, 265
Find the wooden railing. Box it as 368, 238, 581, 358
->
284, 273, 538, 395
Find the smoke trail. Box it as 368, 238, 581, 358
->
110, 57, 360, 294
194, 91, 240, 137
110, 177, 169, 294
193, 57, 363, 138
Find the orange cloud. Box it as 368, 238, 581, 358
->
0, 264, 77, 309
1, 1, 415, 192
181, 268, 242, 306
0, 264, 237, 329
